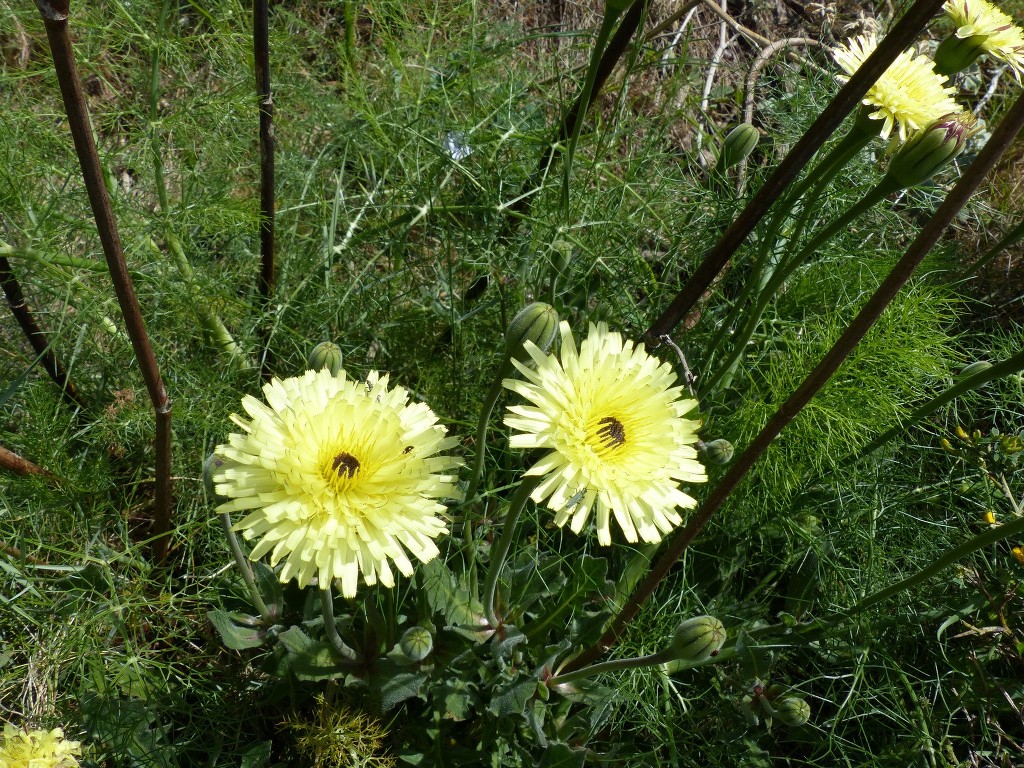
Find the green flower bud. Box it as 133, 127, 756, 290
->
203, 453, 226, 501
958, 360, 993, 379
885, 113, 979, 189
715, 123, 759, 173
670, 615, 726, 662
307, 342, 344, 376
506, 302, 558, 363
775, 697, 811, 727
934, 33, 987, 77
1000, 434, 1024, 454
699, 439, 734, 466
399, 626, 433, 662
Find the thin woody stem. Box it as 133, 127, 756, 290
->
254, 0, 276, 380
566, 89, 1024, 673
35, 0, 174, 562
0, 252, 85, 408
0, 443, 54, 480
644, 0, 948, 346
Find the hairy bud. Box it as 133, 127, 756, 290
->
670, 615, 727, 662
506, 303, 559, 363
775, 697, 811, 727
715, 123, 759, 172
399, 626, 434, 662
307, 342, 344, 376
885, 113, 979, 189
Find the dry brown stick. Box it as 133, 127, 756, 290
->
254, 0, 275, 380
643, 0, 949, 346
0, 540, 47, 566
568, 88, 1024, 673
0, 444, 53, 479
0, 253, 85, 409
35, 0, 174, 563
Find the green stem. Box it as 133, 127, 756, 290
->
483, 475, 543, 627
219, 512, 271, 623
550, 648, 675, 686
561, 7, 623, 214
956, 216, 1024, 279
852, 348, 1024, 463
463, 357, 516, 505
702, 178, 898, 397
320, 588, 358, 661
842, 513, 1024, 621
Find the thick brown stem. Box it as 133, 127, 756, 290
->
36, 0, 174, 562
643, 0, 948, 346
0, 254, 85, 408
0, 443, 53, 479
254, 0, 275, 380
567, 89, 1024, 673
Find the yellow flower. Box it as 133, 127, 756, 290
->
0, 724, 81, 768
1013, 546, 1024, 565
504, 322, 706, 546
214, 368, 461, 597
833, 33, 959, 141
944, 0, 1024, 79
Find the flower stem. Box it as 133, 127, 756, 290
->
320, 588, 358, 661
483, 475, 542, 628
644, 0, 947, 343
463, 358, 516, 506
566, 89, 1024, 672
254, 0, 276, 379
36, 0, 174, 563
219, 513, 271, 624
549, 648, 675, 687
702, 178, 898, 397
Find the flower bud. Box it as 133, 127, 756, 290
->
399, 626, 433, 662
1012, 546, 1024, 566
670, 615, 726, 662
505, 302, 558, 363
203, 453, 226, 501
984, 510, 997, 525
715, 123, 759, 172
958, 361, 993, 379
775, 697, 811, 727
307, 342, 343, 376
885, 113, 979, 189
933, 33, 987, 77
699, 439, 734, 466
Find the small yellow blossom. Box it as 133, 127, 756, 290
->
214, 368, 461, 597
833, 33, 959, 141
1012, 546, 1024, 565
504, 322, 707, 545
983, 510, 997, 525
944, 0, 1024, 80
0, 724, 81, 768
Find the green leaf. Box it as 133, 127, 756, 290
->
524, 556, 611, 643
538, 743, 586, 768
276, 626, 349, 681
419, 559, 487, 634
207, 609, 266, 650
252, 562, 284, 616
488, 677, 537, 718
379, 669, 429, 710
240, 740, 272, 768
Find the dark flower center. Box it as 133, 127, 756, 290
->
597, 416, 626, 448
331, 452, 361, 478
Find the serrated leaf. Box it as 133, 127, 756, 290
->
488, 678, 537, 718
208, 609, 265, 650
419, 559, 486, 632
276, 626, 349, 681
380, 670, 428, 710
252, 562, 284, 617
240, 740, 272, 768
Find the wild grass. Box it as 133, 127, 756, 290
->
2, 0, 1023, 765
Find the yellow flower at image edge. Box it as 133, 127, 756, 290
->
504, 322, 707, 546
944, 0, 1024, 79
0, 724, 81, 768
833, 33, 958, 141
214, 368, 461, 598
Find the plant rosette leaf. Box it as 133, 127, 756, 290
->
208, 609, 271, 650
276, 626, 350, 681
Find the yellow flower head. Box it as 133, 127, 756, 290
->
944, 0, 1024, 78
833, 33, 959, 141
0, 725, 81, 768
214, 368, 461, 597
504, 322, 707, 546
